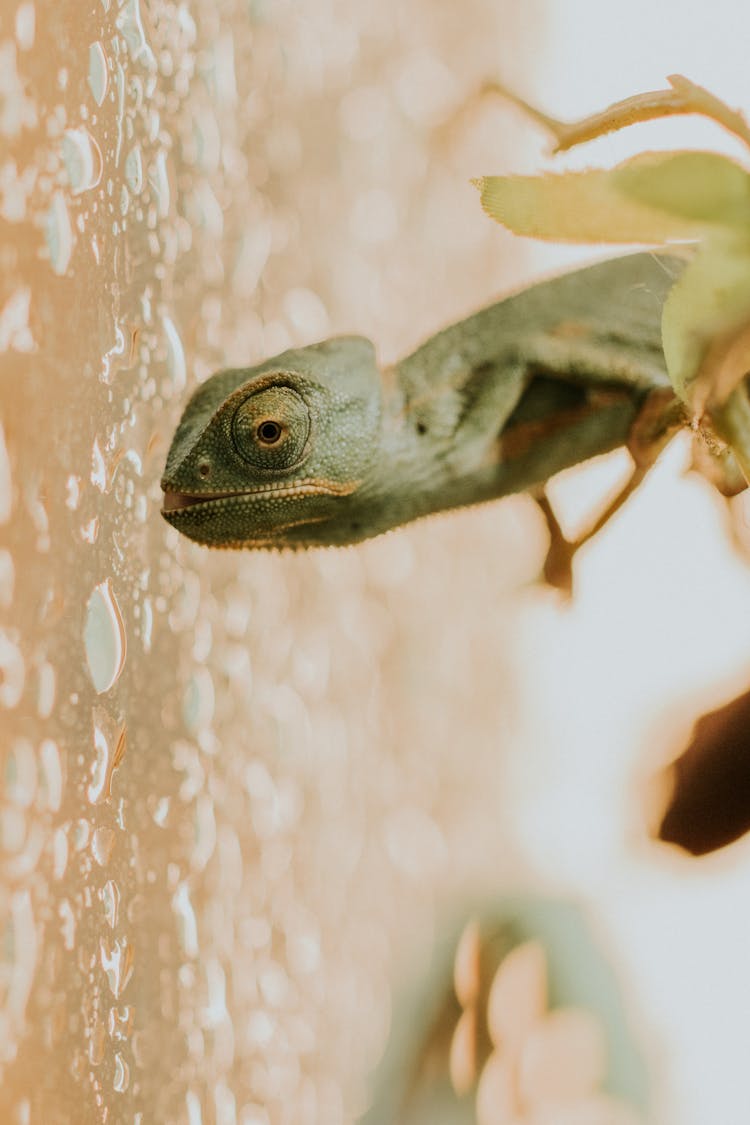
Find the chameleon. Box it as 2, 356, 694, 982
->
161, 251, 697, 589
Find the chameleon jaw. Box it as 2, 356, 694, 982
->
160, 484, 345, 548
161, 478, 358, 514
160, 479, 362, 548
162, 490, 211, 511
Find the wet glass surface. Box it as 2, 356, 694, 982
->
4, 1, 750, 1123
0, 1, 536, 1120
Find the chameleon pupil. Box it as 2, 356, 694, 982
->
258, 421, 282, 444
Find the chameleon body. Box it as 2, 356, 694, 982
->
162, 253, 683, 557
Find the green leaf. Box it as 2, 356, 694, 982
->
614, 151, 750, 227
475, 160, 716, 245
712, 387, 750, 484
661, 239, 750, 403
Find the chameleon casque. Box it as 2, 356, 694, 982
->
162, 252, 689, 587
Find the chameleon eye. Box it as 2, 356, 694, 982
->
231, 385, 310, 470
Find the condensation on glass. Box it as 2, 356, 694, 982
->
0, 0, 542, 1121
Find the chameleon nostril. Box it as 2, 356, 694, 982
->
198, 461, 211, 478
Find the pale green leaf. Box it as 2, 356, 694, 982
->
475, 161, 715, 245
661, 240, 750, 404
614, 151, 750, 226
711, 387, 750, 484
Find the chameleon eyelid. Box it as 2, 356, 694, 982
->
231, 384, 311, 470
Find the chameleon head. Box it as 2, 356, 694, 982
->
161, 336, 383, 548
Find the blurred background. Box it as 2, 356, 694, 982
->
2, 0, 750, 1122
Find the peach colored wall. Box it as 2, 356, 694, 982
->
0, 2, 536, 1121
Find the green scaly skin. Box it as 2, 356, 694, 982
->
161, 253, 681, 550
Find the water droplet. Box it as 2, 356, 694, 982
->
191, 794, 217, 872
38, 739, 62, 811
182, 668, 214, 732
202, 957, 229, 1027
113, 62, 125, 163
146, 109, 159, 145
51, 826, 68, 879
176, 4, 197, 43
232, 225, 271, 298
141, 596, 153, 653
62, 127, 102, 194
36, 660, 55, 718
100, 321, 138, 385
0, 630, 25, 708
59, 898, 76, 951
89, 1019, 106, 1065
162, 314, 186, 391
113, 1051, 130, 1092
246, 1009, 274, 1048
84, 580, 127, 693
172, 882, 199, 958
123, 447, 142, 475
100, 879, 120, 928
88, 42, 108, 106
108, 1004, 132, 1040
283, 287, 329, 338
185, 1089, 203, 1125
3, 892, 38, 1030
124, 145, 143, 194
116, 0, 156, 68
286, 926, 321, 975
213, 1083, 236, 1125
148, 150, 170, 217
0, 422, 13, 524
100, 936, 133, 998
150, 795, 170, 826
5, 738, 35, 807
190, 109, 221, 173
15, 2, 35, 50
91, 825, 116, 866
80, 516, 99, 543
1, 804, 26, 852
12, 1099, 30, 1125
45, 191, 73, 275
25, 477, 49, 552
73, 818, 90, 851
0, 42, 37, 136
205, 34, 237, 107
0, 549, 14, 607
64, 474, 81, 511
88, 709, 126, 802
0, 287, 34, 351
258, 962, 289, 1008
192, 181, 224, 237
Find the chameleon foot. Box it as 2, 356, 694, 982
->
534, 459, 652, 596
533, 492, 575, 596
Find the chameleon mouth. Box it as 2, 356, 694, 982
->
161, 479, 358, 515
162, 490, 210, 511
